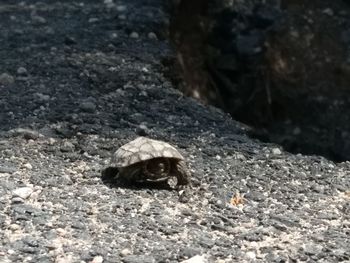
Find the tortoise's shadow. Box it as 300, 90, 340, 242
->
100, 167, 174, 191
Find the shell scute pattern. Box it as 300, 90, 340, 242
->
115, 137, 184, 167
110, 137, 190, 187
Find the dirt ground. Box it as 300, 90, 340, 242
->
0, 1, 349, 263
171, 0, 350, 162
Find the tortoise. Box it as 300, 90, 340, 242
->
105, 137, 190, 188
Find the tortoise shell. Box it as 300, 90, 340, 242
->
107, 137, 190, 187
112, 137, 184, 168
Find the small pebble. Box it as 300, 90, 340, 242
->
123, 255, 155, 263
9, 224, 21, 231
106, 1, 116, 9
90, 256, 103, 263
116, 5, 127, 12
290, 30, 299, 38
110, 32, 118, 39
56, 228, 67, 237
31, 15, 46, 24
64, 36, 77, 45
272, 148, 282, 155
88, 17, 99, 23
12, 187, 33, 199
46, 239, 60, 250
17, 67, 28, 75
148, 32, 157, 40
55, 256, 73, 263
303, 244, 323, 255
12, 197, 24, 204
246, 251, 256, 260
0, 165, 17, 174
129, 32, 139, 39
180, 255, 208, 263
136, 123, 149, 136
234, 153, 246, 160
80, 101, 96, 113
0, 73, 15, 85
35, 93, 50, 102
139, 90, 147, 96
293, 127, 301, 135
22, 163, 33, 170
9, 128, 40, 140
180, 247, 201, 259
60, 141, 75, 152
120, 248, 132, 256
322, 8, 334, 16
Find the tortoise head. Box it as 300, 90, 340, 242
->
143, 157, 171, 181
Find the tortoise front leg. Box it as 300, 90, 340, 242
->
174, 160, 191, 185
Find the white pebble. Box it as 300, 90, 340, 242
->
9, 224, 21, 231
90, 256, 103, 263
48, 138, 56, 145
55, 255, 73, 263
23, 163, 33, 170
120, 248, 131, 256
180, 255, 208, 263
12, 187, 33, 199
246, 251, 256, 259
271, 148, 282, 155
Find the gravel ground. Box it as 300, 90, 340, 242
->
0, 1, 349, 263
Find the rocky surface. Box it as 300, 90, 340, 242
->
0, 1, 349, 263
